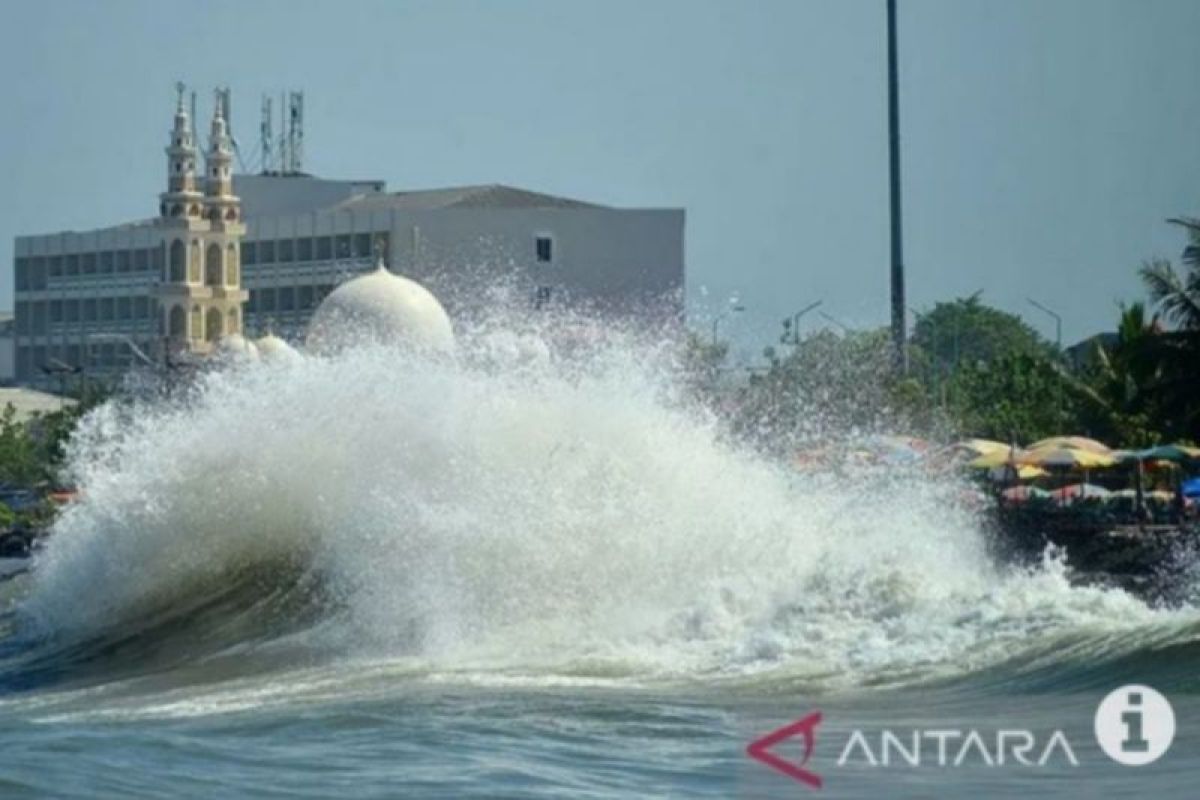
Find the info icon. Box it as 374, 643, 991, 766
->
1094, 684, 1175, 766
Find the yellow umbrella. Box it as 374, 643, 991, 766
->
1026, 436, 1111, 454
968, 447, 1028, 469
1019, 446, 1116, 469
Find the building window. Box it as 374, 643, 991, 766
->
99, 298, 114, 321
534, 286, 553, 309
335, 234, 352, 259
117, 297, 132, 320
64, 299, 79, 322
242, 242, 257, 266
535, 236, 553, 263
83, 299, 97, 322
279, 239, 295, 263
169, 240, 186, 282
260, 240, 276, 263
316, 237, 332, 260
297, 237, 313, 262
259, 288, 277, 312
205, 243, 223, 286
14, 303, 29, 334
279, 287, 295, 312
135, 249, 149, 271
65, 254, 79, 276
49, 300, 62, 323
48, 256, 62, 277
134, 297, 149, 319
116, 250, 130, 271
298, 285, 315, 310
82, 253, 96, 274
14, 258, 28, 291
100, 251, 114, 273
353, 233, 372, 259
247, 290, 259, 313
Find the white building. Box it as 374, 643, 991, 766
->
10, 94, 685, 388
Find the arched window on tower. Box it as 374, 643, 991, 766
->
206, 308, 222, 342
205, 244, 222, 286
189, 240, 201, 283
168, 305, 186, 338
226, 244, 239, 285
169, 240, 185, 282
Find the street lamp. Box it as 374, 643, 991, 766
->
1026, 297, 1062, 351
782, 300, 823, 345
711, 304, 745, 345
1026, 297, 1064, 420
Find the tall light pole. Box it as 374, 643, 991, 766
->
1027, 297, 1064, 422
887, 0, 907, 376
1026, 297, 1062, 351
711, 304, 745, 346
782, 300, 823, 345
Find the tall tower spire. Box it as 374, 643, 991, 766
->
159, 81, 202, 220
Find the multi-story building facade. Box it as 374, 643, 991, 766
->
11, 95, 685, 388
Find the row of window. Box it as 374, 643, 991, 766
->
243, 232, 387, 266
14, 249, 164, 289
246, 285, 335, 314
14, 297, 154, 333
16, 342, 154, 376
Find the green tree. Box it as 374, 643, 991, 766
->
945, 352, 1077, 443
1072, 303, 1165, 446
910, 293, 1054, 374
1138, 216, 1200, 440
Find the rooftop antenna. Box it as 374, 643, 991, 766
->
279, 91, 287, 173
259, 95, 274, 174
287, 91, 304, 173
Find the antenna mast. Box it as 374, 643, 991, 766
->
260, 95, 274, 174
287, 91, 304, 174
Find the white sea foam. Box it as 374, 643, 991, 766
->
15, 319, 1195, 692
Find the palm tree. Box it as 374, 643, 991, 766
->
1137, 217, 1200, 440
1139, 217, 1200, 331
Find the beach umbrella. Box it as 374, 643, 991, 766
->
956, 438, 1011, 457
1027, 436, 1112, 454
1126, 444, 1200, 464
987, 464, 1047, 481
968, 447, 1028, 469
1019, 447, 1117, 469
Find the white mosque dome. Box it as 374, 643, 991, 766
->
305, 261, 454, 354
255, 333, 300, 363
215, 333, 259, 361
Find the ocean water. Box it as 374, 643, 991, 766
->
0, 325, 1195, 798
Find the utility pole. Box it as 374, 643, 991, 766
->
887, 0, 907, 375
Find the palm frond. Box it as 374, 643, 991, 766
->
1140, 258, 1200, 330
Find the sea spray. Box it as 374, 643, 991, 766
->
9, 319, 1192, 691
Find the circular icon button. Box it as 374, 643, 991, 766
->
1094, 684, 1175, 766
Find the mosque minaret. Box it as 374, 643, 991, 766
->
153, 87, 248, 357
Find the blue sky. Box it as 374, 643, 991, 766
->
2, 0, 1197, 355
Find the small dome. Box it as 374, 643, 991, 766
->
216, 333, 259, 361
255, 333, 300, 363
306, 262, 454, 354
